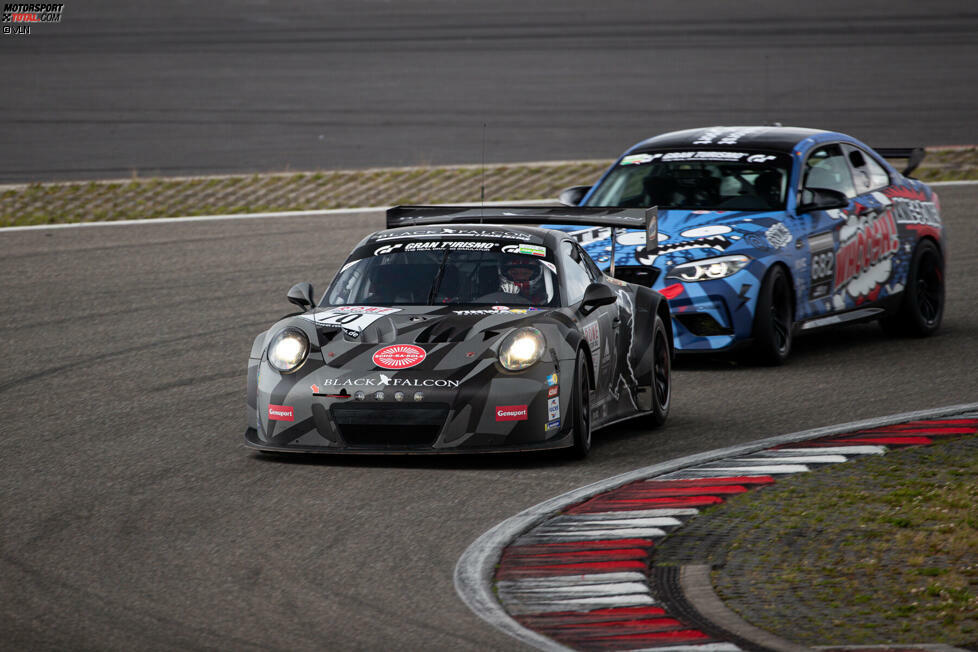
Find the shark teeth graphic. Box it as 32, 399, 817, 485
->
657, 235, 731, 255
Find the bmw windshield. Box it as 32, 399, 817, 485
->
584, 149, 792, 211
324, 240, 560, 307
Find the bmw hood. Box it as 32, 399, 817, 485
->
632, 208, 794, 267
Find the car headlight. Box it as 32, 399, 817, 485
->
267, 328, 310, 373
665, 255, 751, 282
498, 327, 545, 371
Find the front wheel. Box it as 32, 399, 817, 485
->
750, 265, 793, 365
880, 239, 944, 337
567, 351, 593, 458
644, 314, 671, 427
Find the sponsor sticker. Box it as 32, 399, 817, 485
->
372, 345, 426, 370
547, 385, 559, 398
545, 418, 561, 432
518, 244, 546, 257
496, 405, 528, 421
268, 404, 294, 422
310, 384, 320, 393
547, 397, 560, 421
546, 373, 558, 386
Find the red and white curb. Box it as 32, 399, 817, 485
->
455, 404, 978, 651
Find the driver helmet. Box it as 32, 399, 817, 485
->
499, 258, 543, 298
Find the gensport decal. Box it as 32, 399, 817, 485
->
372, 344, 427, 370
496, 405, 528, 422
268, 404, 294, 422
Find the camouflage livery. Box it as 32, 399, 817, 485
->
246, 216, 672, 454
556, 126, 946, 363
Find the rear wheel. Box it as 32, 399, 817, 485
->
751, 265, 793, 365
645, 314, 671, 427
568, 351, 592, 458
880, 240, 944, 337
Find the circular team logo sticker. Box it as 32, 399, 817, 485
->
372, 344, 426, 370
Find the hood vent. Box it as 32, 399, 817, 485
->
415, 321, 471, 343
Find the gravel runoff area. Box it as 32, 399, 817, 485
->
1, 147, 976, 228
655, 434, 978, 648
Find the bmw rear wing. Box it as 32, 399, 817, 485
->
874, 147, 926, 177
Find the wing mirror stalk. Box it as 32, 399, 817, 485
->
287, 282, 315, 311
579, 283, 617, 316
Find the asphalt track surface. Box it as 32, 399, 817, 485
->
2, 0, 978, 182
0, 185, 975, 650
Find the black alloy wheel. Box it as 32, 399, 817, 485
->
881, 240, 944, 337
751, 265, 793, 365
568, 351, 592, 458
646, 314, 671, 427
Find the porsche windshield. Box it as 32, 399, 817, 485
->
324, 242, 560, 307
584, 150, 792, 211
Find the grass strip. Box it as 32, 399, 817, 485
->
655, 435, 978, 646
1, 146, 975, 228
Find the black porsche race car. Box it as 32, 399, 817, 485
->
245, 206, 672, 457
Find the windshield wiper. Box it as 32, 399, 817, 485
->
427, 250, 450, 305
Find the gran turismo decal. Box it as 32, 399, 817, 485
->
372, 344, 426, 370
496, 405, 528, 422
268, 404, 294, 422
373, 241, 496, 256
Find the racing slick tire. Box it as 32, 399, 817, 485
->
880, 239, 944, 338
750, 265, 793, 366
643, 314, 671, 428
568, 350, 593, 459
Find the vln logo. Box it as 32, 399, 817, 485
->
496, 405, 528, 422
372, 344, 426, 370
268, 404, 294, 422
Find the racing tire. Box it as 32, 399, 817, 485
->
644, 314, 671, 428
880, 239, 944, 338
567, 351, 593, 459
750, 265, 793, 366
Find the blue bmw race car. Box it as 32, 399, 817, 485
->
556, 126, 945, 364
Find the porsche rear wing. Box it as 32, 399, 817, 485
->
874, 147, 926, 177
387, 205, 658, 248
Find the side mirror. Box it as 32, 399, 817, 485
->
580, 282, 617, 315
558, 185, 592, 207
287, 282, 315, 311
797, 187, 849, 213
